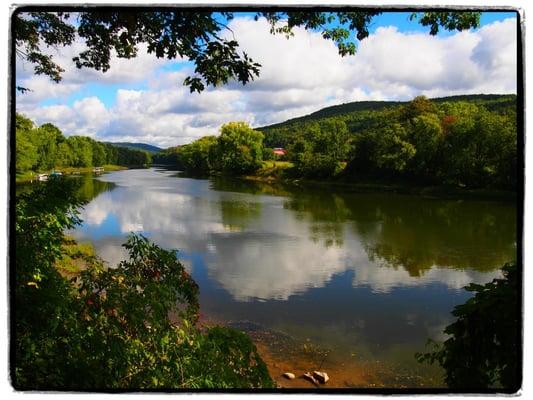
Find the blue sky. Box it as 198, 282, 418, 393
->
16, 11, 518, 147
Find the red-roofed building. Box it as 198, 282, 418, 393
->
273, 148, 286, 156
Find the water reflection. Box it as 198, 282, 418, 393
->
284, 190, 516, 275
72, 168, 515, 301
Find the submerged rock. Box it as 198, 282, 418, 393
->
312, 371, 329, 384
283, 372, 296, 380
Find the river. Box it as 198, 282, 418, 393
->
67, 167, 516, 388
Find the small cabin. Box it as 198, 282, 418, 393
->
273, 148, 286, 156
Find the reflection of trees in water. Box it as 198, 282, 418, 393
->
309, 224, 344, 248
284, 192, 351, 248
16, 174, 115, 204
195, 174, 515, 279
210, 176, 293, 197
219, 199, 262, 231
75, 174, 116, 203
349, 197, 516, 275
282, 188, 516, 276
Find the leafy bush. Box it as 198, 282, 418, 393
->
14, 180, 274, 390
416, 262, 520, 391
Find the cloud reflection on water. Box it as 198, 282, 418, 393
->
71, 169, 513, 302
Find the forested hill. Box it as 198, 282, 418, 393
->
105, 142, 162, 153
258, 94, 517, 145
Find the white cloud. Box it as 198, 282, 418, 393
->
17, 16, 517, 147
20, 96, 110, 137
15, 29, 175, 109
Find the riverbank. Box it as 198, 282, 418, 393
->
15, 164, 128, 184
149, 163, 517, 201
240, 162, 516, 201
195, 318, 442, 389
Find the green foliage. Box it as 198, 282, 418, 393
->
66, 136, 93, 167
289, 119, 350, 179
154, 127, 264, 177
372, 123, 416, 174
14, 113, 151, 173
91, 141, 107, 166
416, 263, 519, 390
260, 95, 516, 149
14, 12, 75, 84
14, 181, 274, 389
15, 179, 84, 389
178, 136, 218, 175
410, 12, 481, 35
15, 11, 480, 92
399, 95, 438, 120
152, 146, 182, 166
272, 96, 517, 189
262, 147, 275, 161
153, 95, 516, 189
440, 105, 517, 188
405, 113, 442, 179
212, 122, 264, 175
15, 114, 38, 172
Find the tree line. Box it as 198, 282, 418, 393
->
154, 96, 517, 190
15, 113, 151, 174
262, 95, 517, 189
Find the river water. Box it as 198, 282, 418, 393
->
68, 167, 517, 387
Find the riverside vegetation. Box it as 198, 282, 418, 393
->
153, 95, 517, 192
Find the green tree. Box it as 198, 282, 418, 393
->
416, 262, 519, 391
373, 123, 416, 174
14, 10, 480, 92
91, 140, 107, 166
33, 123, 64, 170
400, 95, 438, 120
15, 114, 38, 172
67, 136, 94, 167
288, 119, 350, 178
438, 103, 517, 188
56, 140, 74, 167
406, 112, 443, 181
179, 135, 218, 175
316, 119, 351, 161
212, 122, 264, 175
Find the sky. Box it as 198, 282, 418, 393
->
15, 11, 518, 148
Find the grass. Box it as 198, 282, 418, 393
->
15, 164, 128, 184
55, 236, 97, 277
249, 161, 294, 180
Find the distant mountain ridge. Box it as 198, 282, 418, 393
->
105, 142, 162, 153
257, 94, 517, 131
